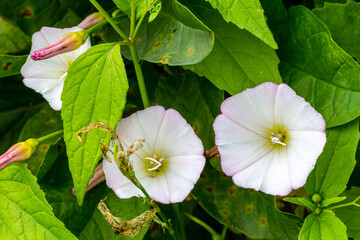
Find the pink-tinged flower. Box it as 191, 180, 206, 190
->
21, 27, 91, 110
73, 162, 105, 195
78, 12, 105, 30
103, 106, 206, 204
213, 83, 326, 196
0, 139, 39, 170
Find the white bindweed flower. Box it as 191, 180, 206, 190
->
21, 27, 91, 110
103, 106, 206, 204
213, 82, 326, 196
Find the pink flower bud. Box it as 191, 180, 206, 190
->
31, 30, 89, 61
0, 139, 39, 170
72, 162, 105, 195
78, 12, 105, 30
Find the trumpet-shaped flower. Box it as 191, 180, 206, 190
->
213, 83, 326, 196
21, 27, 91, 110
103, 106, 206, 204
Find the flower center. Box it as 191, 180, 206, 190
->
146, 155, 164, 171
269, 130, 287, 147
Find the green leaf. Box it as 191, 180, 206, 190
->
112, 0, 156, 20
313, 1, 360, 61
0, 0, 93, 36
204, 0, 277, 49
183, 0, 282, 95
192, 164, 300, 239
0, 55, 27, 78
79, 190, 150, 240
305, 119, 359, 199
154, 68, 223, 148
131, 0, 214, 65
62, 43, 128, 205
335, 187, 360, 239
0, 17, 30, 54
18, 105, 63, 175
277, 6, 360, 127
322, 196, 347, 207
0, 163, 77, 240
0, 75, 43, 153
283, 197, 316, 211
313, 0, 346, 8
299, 210, 347, 240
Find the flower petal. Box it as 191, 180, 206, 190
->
287, 130, 326, 189
23, 77, 63, 110
155, 108, 204, 157
103, 158, 144, 199
220, 82, 278, 135
214, 114, 270, 176
274, 84, 326, 131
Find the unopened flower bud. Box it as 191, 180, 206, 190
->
31, 30, 89, 61
0, 139, 39, 170
78, 12, 105, 30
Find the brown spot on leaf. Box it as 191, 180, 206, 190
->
252, 203, 256, 207
45, 117, 52, 122
154, 43, 160, 47
224, 201, 229, 205
21, 8, 32, 17
223, 210, 228, 215
42, 145, 48, 151
200, 174, 206, 179
35, 157, 40, 162
249, 189, 254, 193
206, 187, 213, 193
156, 35, 162, 41
247, 207, 251, 212
222, 173, 228, 178
229, 188, 235, 195
167, 36, 172, 41
193, 124, 199, 134
223, 219, 227, 223
3, 62, 12, 71
188, 50, 193, 54
260, 218, 266, 226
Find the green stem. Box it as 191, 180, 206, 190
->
132, 10, 147, 40
173, 204, 186, 240
183, 212, 222, 240
129, 44, 150, 108
330, 196, 360, 210
37, 130, 63, 143
221, 226, 227, 240
86, 15, 128, 35
129, 0, 136, 39
89, 0, 128, 40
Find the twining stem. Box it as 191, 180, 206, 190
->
37, 129, 63, 143
89, 0, 128, 40
173, 204, 187, 240
129, 44, 150, 108
221, 226, 227, 240
86, 15, 128, 35
330, 196, 360, 209
183, 212, 222, 240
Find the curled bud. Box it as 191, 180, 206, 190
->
0, 139, 39, 170
78, 12, 105, 30
31, 30, 89, 61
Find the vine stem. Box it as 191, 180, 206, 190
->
330, 196, 360, 209
129, 44, 150, 108
89, 0, 128, 40
37, 129, 63, 143
183, 212, 222, 240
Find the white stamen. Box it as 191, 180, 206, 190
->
146, 157, 163, 171
60, 72, 68, 81
271, 137, 286, 146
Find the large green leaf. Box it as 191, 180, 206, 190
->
0, 0, 93, 35
113, 0, 156, 20
131, 0, 214, 65
0, 17, 30, 54
183, 0, 282, 95
62, 43, 128, 205
299, 210, 347, 240
278, 6, 360, 127
79, 190, 150, 240
0, 55, 27, 78
154, 68, 223, 148
335, 187, 360, 239
0, 75, 43, 153
204, 0, 277, 49
0, 163, 77, 240
305, 119, 359, 199
192, 164, 300, 239
313, 1, 360, 61
18, 105, 63, 175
